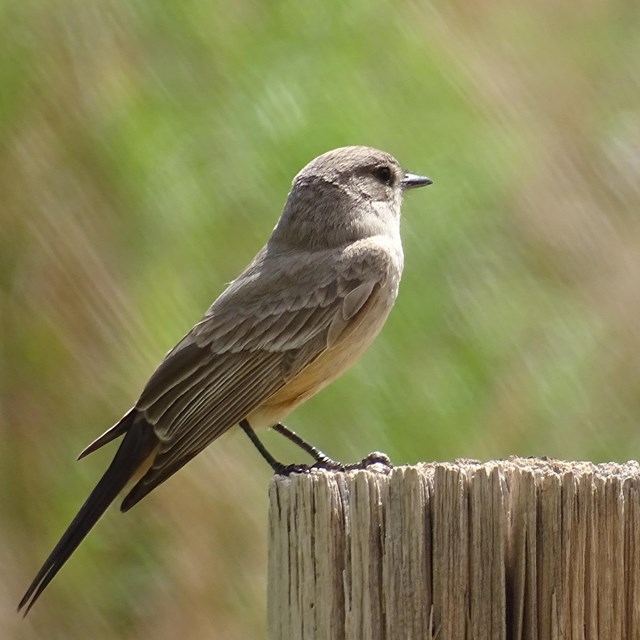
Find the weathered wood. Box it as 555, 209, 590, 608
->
267, 457, 640, 640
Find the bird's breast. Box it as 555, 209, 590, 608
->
251, 278, 399, 427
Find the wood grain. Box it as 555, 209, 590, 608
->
268, 458, 640, 640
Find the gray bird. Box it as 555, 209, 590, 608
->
19, 145, 431, 613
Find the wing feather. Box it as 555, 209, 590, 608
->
121, 241, 395, 509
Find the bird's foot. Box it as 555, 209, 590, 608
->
273, 451, 394, 475
310, 450, 394, 473
273, 462, 314, 476
357, 450, 393, 469
269, 423, 393, 474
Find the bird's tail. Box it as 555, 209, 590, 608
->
18, 418, 157, 615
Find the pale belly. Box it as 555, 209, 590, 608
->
247, 283, 397, 429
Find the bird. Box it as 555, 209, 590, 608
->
18, 145, 431, 613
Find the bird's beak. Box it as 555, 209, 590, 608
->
401, 173, 433, 190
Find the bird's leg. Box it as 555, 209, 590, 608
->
241, 419, 393, 474
272, 422, 339, 468
239, 419, 310, 475
272, 423, 394, 472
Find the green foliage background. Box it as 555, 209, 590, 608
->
2, 1, 639, 637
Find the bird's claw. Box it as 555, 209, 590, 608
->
274, 451, 393, 476
273, 462, 313, 476
311, 451, 394, 472
358, 451, 393, 468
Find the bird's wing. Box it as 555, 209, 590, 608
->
121, 247, 390, 509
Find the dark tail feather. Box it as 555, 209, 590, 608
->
18, 421, 157, 615
77, 409, 135, 460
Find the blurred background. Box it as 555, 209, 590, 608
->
2, 0, 639, 637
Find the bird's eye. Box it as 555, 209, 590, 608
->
373, 165, 393, 185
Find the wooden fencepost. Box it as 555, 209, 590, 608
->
267, 457, 640, 640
